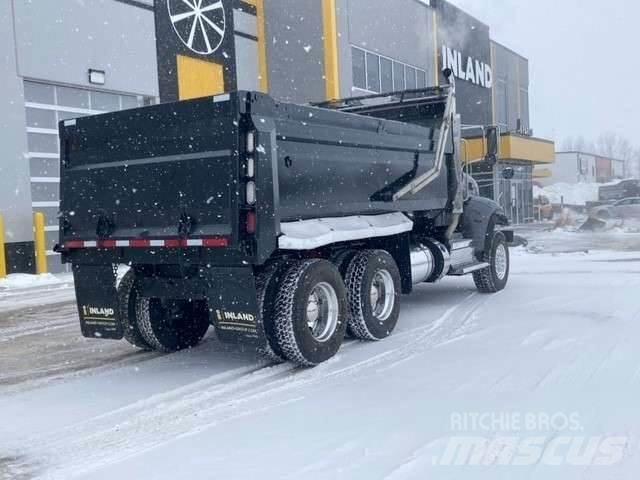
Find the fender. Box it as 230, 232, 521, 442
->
461, 195, 511, 258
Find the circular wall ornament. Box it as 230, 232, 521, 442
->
167, 0, 226, 55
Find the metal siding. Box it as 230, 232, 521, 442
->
0, 1, 33, 243
346, 0, 435, 83
235, 35, 261, 92
263, 0, 326, 103
234, 9, 258, 36
436, 1, 492, 128
13, 0, 158, 97
491, 41, 530, 133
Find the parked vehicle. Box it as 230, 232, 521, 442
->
590, 197, 640, 220
599, 179, 640, 203
57, 72, 513, 367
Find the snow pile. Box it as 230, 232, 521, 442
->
533, 182, 600, 206
0, 273, 71, 291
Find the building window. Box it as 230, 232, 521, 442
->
495, 77, 508, 131
352, 47, 366, 90
393, 61, 405, 91
405, 66, 417, 89
352, 46, 428, 94
366, 52, 380, 93
519, 87, 529, 132
23, 79, 154, 271
417, 69, 427, 89
380, 57, 393, 93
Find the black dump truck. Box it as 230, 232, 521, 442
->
58, 73, 512, 366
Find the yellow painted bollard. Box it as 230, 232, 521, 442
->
0, 214, 7, 279
34, 212, 48, 275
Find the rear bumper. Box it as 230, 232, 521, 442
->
60, 245, 254, 268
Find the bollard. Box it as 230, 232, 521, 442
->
0, 214, 6, 279
34, 212, 48, 275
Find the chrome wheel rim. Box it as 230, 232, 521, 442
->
306, 282, 339, 342
495, 244, 508, 280
370, 269, 395, 322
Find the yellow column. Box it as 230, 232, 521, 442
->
432, 10, 439, 86
0, 214, 6, 279
244, 0, 270, 93
322, 0, 341, 100
255, 0, 269, 93
34, 212, 48, 275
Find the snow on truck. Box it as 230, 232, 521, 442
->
57, 71, 513, 367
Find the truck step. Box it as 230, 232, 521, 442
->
448, 262, 490, 276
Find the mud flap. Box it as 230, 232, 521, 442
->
206, 267, 265, 348
72, 264, 123, 340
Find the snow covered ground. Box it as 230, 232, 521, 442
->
0, 273, 74, 315
1, 229, 639, 479
534, 182, 600, 206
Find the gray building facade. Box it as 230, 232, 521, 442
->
492, 41, 530, 134
1, 0, 157, 273
0, 0, 542, 273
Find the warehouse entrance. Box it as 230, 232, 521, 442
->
496, 163, 534, 224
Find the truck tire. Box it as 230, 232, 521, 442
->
117, 270, 152, 350
256, 264, 286, 363
274, 259, 348, 366
473, 232, 510, 293
344, 250, 401, 341
330, 249, 358, 276
136, 298, 210, 353
330, 249, 359, 339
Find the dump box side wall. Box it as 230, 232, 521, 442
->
249, 94, 450, 223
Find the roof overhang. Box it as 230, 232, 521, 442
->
533, 167, 553, 178
462, 133, 555, 165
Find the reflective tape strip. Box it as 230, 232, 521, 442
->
63, 238, 230, 249
130, 239, 151, 248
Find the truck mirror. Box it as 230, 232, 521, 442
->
485, 126, 500, 165
502, 167, 515, 180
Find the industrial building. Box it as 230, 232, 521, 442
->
0, 0, 553, 273
536, 151, 627, 186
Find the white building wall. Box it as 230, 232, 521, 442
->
611, 159, 625, 179
541, 152, 597, 186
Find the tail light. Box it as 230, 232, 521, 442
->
246, 211, 257, 234
246, 157, 255, 178
246, 181, 257, 205
246, 131, 256, 154
245, 131, 258, 237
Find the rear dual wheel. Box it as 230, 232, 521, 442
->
117, 271, 210, 352
272, 260, 348, 367
264, 251, 402, 367
344, 250, 401, 341
136, 297, 210, 353
117, 270, 152, 350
